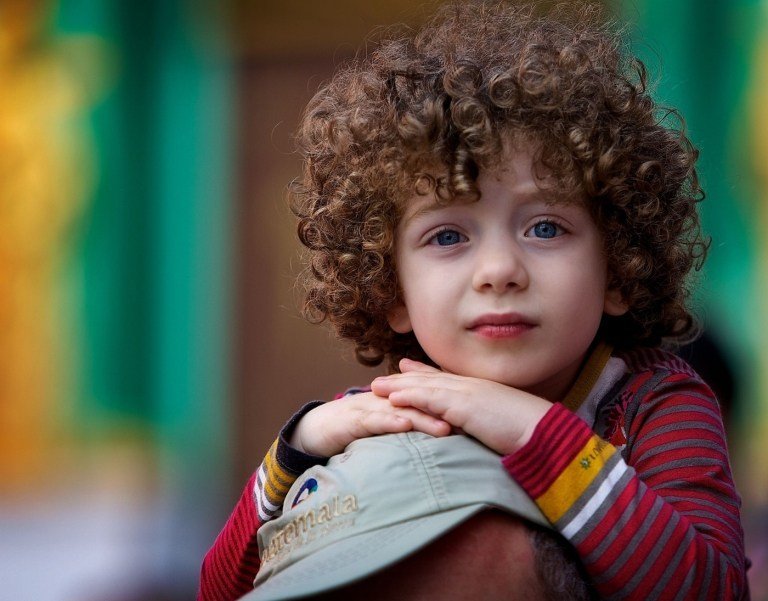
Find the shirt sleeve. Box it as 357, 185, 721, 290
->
503, 373, 748, 600
197, 401, 327, 601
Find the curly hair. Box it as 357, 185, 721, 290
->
290, 1, 708, 372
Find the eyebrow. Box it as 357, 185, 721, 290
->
400, 188, 564, 227
400, 198, 465, 227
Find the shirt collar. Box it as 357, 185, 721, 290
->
561, 341, 614, 412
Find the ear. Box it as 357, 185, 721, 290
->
604, 288, 629, 317
387, 303, 413, 334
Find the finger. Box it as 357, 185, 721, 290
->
389, 389, 470, 436
351, 411, 413, 439
388, 386, 452, 416
399, 358, 442, 374
342, 397, 451, 439
372, 373, 456, 397
394, 407, 452, 437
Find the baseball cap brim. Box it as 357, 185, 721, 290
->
242, 503, 486, 601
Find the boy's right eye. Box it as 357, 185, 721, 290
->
429, 229, 466, 246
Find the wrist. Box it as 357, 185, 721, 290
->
519, 403, 551, 449
281, 400, 325, 456
288, 421, 308, 453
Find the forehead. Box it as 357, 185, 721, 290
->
401, 142, 578, 220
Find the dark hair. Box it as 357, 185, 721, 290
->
291, 1, 708, 371
529, 526, 599, 600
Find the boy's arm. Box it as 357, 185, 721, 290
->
197, 389, 449, 601
197, 402, 326, 601
504, 374, 748, 601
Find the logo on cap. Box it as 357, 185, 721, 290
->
291, 477, 319, 508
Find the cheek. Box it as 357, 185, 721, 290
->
400, 265, 448, 306
545, 258, 608, 316
407, 293, 447, 334
402, 282, 456, 354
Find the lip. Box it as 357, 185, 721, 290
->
467, 313, 536, 339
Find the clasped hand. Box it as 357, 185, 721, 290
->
290, 358, 552, 457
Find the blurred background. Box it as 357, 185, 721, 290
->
0, 0, 766, 599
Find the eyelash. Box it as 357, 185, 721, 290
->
427, 227, 467, 246
525, 219, 567, 239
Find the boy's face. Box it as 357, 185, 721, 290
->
388, 141, 627, 401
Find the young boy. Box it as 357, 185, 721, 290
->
199, 1, 748, 599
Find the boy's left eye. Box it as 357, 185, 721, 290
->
527, 220, 563, 239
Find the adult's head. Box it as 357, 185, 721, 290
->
246, 432, 596, 600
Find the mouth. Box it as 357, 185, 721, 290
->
467, 313, 536, 339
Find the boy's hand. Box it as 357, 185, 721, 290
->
371, 359, 552, 455
289, 390, 452, 457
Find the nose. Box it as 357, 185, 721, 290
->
471, 237, 529, 293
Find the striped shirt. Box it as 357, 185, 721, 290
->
505, 345, 747, 599
197, 347, 748, 600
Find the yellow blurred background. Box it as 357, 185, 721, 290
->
1, 0, 766, 599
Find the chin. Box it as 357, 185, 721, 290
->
474, 369, 535, 389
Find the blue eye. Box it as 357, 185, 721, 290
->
529, 221, 562, 239
431, 229, 465, 246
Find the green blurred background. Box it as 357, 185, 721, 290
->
1, 0, 766, 598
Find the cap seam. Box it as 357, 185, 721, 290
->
405, 432, 450, 511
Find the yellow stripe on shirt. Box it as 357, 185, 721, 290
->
562, 341, 613, 412
536, 435, 617, 523
263, 441, 293, 498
